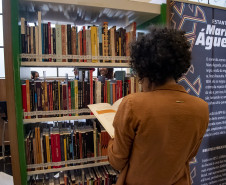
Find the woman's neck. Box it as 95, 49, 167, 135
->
142, 78, 176, 92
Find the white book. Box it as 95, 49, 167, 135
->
95, 80, 101, 103
88, 97, 123, 138
86, 29, 91, 62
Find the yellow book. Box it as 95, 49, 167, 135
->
119, 37, 122, 63
45, 134, 51, 169
74, 80, 78, 116
64, 138, 67, 166
91, 26, 98, 63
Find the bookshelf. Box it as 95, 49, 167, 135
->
4, 0, 167, 184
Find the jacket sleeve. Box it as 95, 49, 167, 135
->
107, 96, 138, 171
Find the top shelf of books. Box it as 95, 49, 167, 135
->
19, 0, 161, 27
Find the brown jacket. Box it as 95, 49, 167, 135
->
108, 84, 209, 185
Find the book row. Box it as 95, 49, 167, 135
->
20, 12, 136, 63
28, 165, 119, 185
25, 120, 111, 168
21, 70, 141, 118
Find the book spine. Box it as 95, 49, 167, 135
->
83, 26, 87, 62
56, 25, 62, 62
30, 26, 34, 60
71, 26, 77, 62
74, 80, 78, 116
91, 26, 98, 63
44, 24, 48, 61
98, 26, 103, 62
68, 81, 72, 116
90, 70, 93, 105
21, 84, 27, 118
79, 31, 83, 62
76, 28, 79, 62
45, 134, 51, 169
67, 24, 72, 62
95, 81, 101, 104
48, 22, 52, 61
38, 11, 42, 62
86, 30, 91, 62
102, 22, 108, 63
61, 25, 67, 62
71, 81, 75, 116
26, 80, 31, 119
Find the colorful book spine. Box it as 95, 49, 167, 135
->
71, 26, 77, 62
91, 26, 98, 63
38, 11, 42, 62
56, 24, 62, 62
102, 22, 109, 63
61, 25, 67, 62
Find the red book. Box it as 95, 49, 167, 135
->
79, 31, 83, 62
68, 81, 71, 116
51, 132, 62, 168
118, 80, 122, 99
48, 22, 52, 61
83, 26, 87, 62
79, 132, 83, 159
89, 70, 93, 104
61, 25, 67, 62
21, 84, 27, 119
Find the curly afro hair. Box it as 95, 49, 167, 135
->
130, 26, 191, 86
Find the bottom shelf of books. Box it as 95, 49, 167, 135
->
24, 119, 113, 182
28, 165, 119, 184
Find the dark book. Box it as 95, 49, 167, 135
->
52, 28, 56, 62
67, 24, 72, 62
36, 81, 43, 112
48, 22, 52, 61
60, 129, 65, 162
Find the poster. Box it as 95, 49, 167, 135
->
171, 1, 226, 184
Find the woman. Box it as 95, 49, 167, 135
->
107, 27, 209, 185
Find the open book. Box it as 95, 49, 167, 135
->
88, 98, 124, 138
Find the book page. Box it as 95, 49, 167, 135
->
88, 98, 123, 138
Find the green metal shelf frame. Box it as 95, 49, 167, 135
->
11, 0, 27, 184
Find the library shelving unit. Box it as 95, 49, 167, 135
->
3, 0, 167, 184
